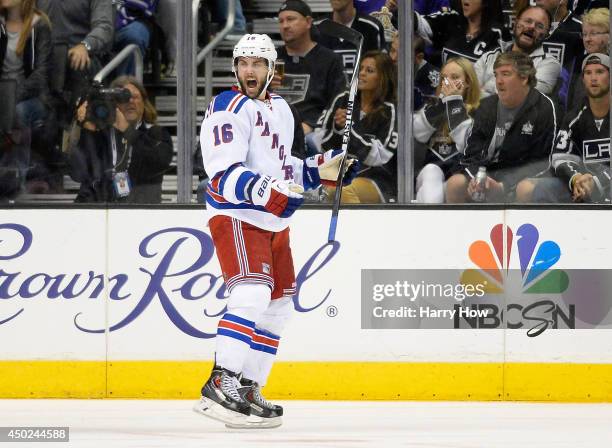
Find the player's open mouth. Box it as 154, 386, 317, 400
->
247, 79, 258, 88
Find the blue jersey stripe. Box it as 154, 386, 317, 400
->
212, 91, 241, 113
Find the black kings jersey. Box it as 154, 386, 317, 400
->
416, 9, 507, 66
274, 44, 347, 129
551, 100, 610, 194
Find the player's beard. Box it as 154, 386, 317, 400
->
239, 78, 267, 99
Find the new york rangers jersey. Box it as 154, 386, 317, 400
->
200, 89, 305, 232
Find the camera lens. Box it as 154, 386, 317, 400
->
94, 104, 109, 119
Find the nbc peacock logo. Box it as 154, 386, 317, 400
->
461, 223, 569, 295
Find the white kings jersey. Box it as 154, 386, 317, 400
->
200, 88, 305, 232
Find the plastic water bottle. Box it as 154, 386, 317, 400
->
471, 166, 487, 202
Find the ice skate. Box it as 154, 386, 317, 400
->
224, 378, 283, 429
193, 367, 250, 426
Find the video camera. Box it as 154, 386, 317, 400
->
84, 81, 132, 130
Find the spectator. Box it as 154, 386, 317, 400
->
446, 51, 560, 203
271, 0, 346, 138
0, 0, 52, 199
413, 57, 480, 203
581, 7, 609, 55
317, 51, 398, 203
413, 35, 440, 109
37, 0, 113, 100
415, 0, 506, 66
387, 33, 438, 110
315, 0, 386, 79
516, 53, 610, 203
70, 75, 173, 203
567, 7, 608, 107
473, 5, 561, 97
114, 0, 159, 76
535, 0, 584, 110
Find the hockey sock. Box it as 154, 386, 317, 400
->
242, 296, 293, 386
242, 328, 281, 386
214, 283, 271, 374
215, 313, 256, 374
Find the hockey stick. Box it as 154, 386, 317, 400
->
317, 20, 364, 243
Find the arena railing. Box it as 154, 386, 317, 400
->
94, 44, 143, 84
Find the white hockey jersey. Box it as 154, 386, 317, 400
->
200, 88, 305, 232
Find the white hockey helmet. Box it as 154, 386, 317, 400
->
232, 34, 277, 93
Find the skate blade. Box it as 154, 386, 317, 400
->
193, 398, 249, 426
225, 415, 282, 429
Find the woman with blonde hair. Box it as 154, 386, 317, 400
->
581, 8, 609, 55
413, 57, 480, 203
0, 0, 52, 198
567, 7, 609, 106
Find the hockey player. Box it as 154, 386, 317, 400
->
193, 34, 358, 428
516, 53, 610, 203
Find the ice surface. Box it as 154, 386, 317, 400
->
1, 400, 611, 448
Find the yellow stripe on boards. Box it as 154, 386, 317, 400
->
0, 361, 106, 398
504, 363, 612, 401
0, 361, 611, 401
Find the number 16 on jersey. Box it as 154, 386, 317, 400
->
213, 124, 234, 146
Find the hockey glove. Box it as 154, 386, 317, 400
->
303, 149, 360, 190
247, 174, 304, 218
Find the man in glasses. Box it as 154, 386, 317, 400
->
474, 5, 561, 98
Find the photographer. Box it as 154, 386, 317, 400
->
70, 76, 173, 203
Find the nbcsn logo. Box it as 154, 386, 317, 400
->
461, 223, 569, 295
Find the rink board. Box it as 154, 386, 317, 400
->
0, 208, 611, 401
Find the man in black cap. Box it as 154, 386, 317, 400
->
516, 53, 610, 203
271, 0, 346, 149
